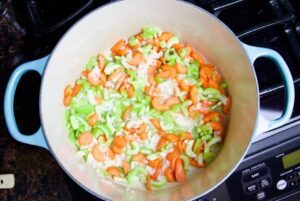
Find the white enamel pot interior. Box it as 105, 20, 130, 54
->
40, 0, 258, 200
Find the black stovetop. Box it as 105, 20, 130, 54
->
0, 0, 300, 201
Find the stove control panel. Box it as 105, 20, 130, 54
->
225, 141, 300, 201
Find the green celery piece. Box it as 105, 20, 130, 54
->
91, 127, 102, 138
203, 152, 215, 164
155, 77, 166, 84
70, 115, 79, 130
127, 141, 140, 155
203, 88, 221, 100
180, 155, 190, 171
85, 56, 97, 71
167, 36, 179, 48
185, 140, 197, 158
187, 61, 200, 80
140, 147, 152, 155
68, 129, 76, 144
220, 82, 228, 89
193, 138, 202, 153
159, 41, 167, 48
104, 63, 120, 75
142, 26, 160, 40
164, 48, 178, 61
75, 105, 95, 115
139, 44, 152, 54
65, 110, 71, 122
128, 36, 139, 46
101, 169, 110, 177
181, 100, 192, 116
167, 58, 176, 66
171, 104, 181, 112
201, 134, 212, 141
180, 47, 188, 58
200, 124, 213, 136
212, 116, 219, 122
151, 179, 167, 188
97, 124, 112, 139
147, 153, 160, 160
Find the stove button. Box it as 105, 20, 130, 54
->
297, 171, 300, 177
287, 174, 294, 180
289, 181, 296, 188
276, 179, 287, 190
245, 184, 258, 194
259, 178, 271, 188
256, 191, 266, 200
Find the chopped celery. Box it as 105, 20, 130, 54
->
200, 124, 213, 136
128, 36, 139, 46
139, 44, 152, 54
193, 138, 202, 153
126, 166, 147, 184
68, 129, 76, 144
180, 155, 190, 171
201, 134, 212, 141
147, 153, 160, 160
196, 153, 204, 166
85, 56, 97, 71
70, 115, 79, 130
171, 104, 181, 112
203, 152, 215, 164
185, 140, 197, 158
140, 147, 152, 155
151, 179, 167, 188
104, 63, 121, 75
164, 48, 178, 61
101, 169, 110, 177
127, 141, 140, 155
167, 58, 176, 66
97, 124, 112, 139
155, 77, 166, 84
75, 105, 95, 115
180, 47, 188, 58
159, 41, 167, 48
142, 26, 160, 40
220, 82, 228, 89
212, 116, 219, 122
203, 88, 221, 100
187, 61, 200, 80
91, 127, 102, 138
162, 142, 172, 151
167, 36, 179, 48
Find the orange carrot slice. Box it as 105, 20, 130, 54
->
132, 153, 147, 164
122, 160, 130, 175
164, 167, 176, 182
108, 147, 115, 160
78, 132, 93, 146
113, 135, 127, 148
147, 174, 152, 191
159, 32, 173, 41
72, 84, 81, 96
175, 158, 186, 183
190, 85, 198, 104
98, 53, 106, 71
88, 113, 98, 126
92, 145, 104, 162
203, 111, 221, 123
164, 134, 179, 143
128, 52, 144, 66
111, 39, 125, 52
106, 166, 120, 177
175, 63, 187, 74
156, 137, 168, 151
63, 95, 72, 106
150, 118, 161, 130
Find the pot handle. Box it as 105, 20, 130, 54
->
4, 56, 49, 150
242, 43, 295, 135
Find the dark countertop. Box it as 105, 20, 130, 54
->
0, 1, 74, 200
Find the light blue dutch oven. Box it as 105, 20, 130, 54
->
3, 0, 295, 200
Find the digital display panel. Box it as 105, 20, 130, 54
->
282, 149, 300, 169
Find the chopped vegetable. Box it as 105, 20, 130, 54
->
63, 27, 231, 191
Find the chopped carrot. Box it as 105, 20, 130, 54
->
111, 39, 125, 52
98, 53, 106, 71
122, 106, 131, 120
146, 174, 152, 191
112, 145, 123, 154
191, 51, 204, 66
151, 166, 162, 180
190, 85, 198, 104
88, 113, 98, 126
81, 70, 89, 78
156, 68, 176, 79
87, 72, 100, 86
164, 167, 176, 182
148, 158, 162, 168
148, 75, 157, 86
156, 137, 168, 151
190, 158, 205, 168
113, 135, 127, 148
209, 122, 224, 131
208, 79, 219, 89
165, 96, 180, 107
132, 153, 147, 163
63, 95, 72, 106
135, 123, 146, 134
92, 145, 105, 162
164, 134, 179, 143
175, 158, 186, 183
100, 73, 107, 86
172, 44, 185, 50
98, 135, 107, 142
125, 135, 136, 142
108, 68, 123, 81
159, 32, 173, 41
106, 166, 121, 177
196, 142, 204, 155
128, 52, 144, 66
161, 64, 173, 71
115, 73, 127, 91
177, 140, 184, 153
78, 132, 93, 146
179, 80, 190, 91
181, 132, 193, 140
64, 85, 72, 97
108, 147, 115, 160
127, 85, 134, 98
203, 111, 221, 123
139, 132, 147, 140
166, 150, 179, 163
122, 160, 130, 175
175, 63, 187, 74
147, 65, 158, 75
72, 84, 81, 96
150, 118, 161, 130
